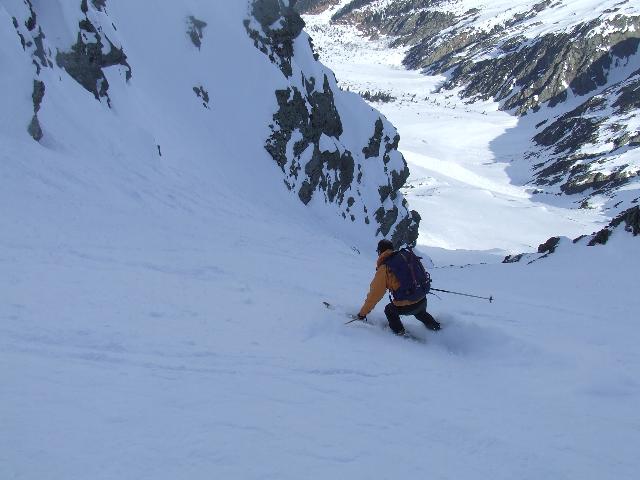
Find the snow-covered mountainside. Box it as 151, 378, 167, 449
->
2, 1, 640, 479
2, 0, 418, 247
297, 0, 640, 216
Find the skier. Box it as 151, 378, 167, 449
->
357, 239, 441, 335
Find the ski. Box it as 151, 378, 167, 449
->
323, 301, 425, 343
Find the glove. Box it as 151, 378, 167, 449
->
357, 313, 367, 320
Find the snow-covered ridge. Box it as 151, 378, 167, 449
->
1, 0, 419, 247
504, 205, 640, 263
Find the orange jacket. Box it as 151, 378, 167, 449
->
358, 250, 423, 317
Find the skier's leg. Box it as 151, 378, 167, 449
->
415, 309, 441, 331
384, 303, 405, 334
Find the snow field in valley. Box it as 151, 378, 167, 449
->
304, 8, 609, 258
1, 1, 639, 479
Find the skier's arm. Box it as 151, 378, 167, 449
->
359, 267, 387, 317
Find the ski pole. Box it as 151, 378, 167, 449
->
430, 288, 493, 303
345, 315, 367, 325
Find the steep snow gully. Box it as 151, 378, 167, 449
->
2, 1, 639, 479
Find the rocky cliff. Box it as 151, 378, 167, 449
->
245, 0, 419, 245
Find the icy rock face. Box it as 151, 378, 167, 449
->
56, 0, 131, 108
245, 0, 420, 246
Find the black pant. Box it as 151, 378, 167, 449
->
384, 297, 440, 334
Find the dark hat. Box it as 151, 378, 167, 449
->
376, 239, 394, 255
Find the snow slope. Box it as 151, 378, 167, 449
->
3, 190, 640, 479
2, 1, 640, 479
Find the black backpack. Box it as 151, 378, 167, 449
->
383, 248, 431, 302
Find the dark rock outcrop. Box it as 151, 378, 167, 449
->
362, 118, 383, 158
295, 0, 341, 14
193, 85, 210, 109
333, 0, 458, 48
245, 0, 305, 78
503, 253, 525, 264
359, 90, 396, 103
537, 236, 560, 254
56, 3, 131, 107
265, 75, 353, 206
187, 16, 207, 49
28, 80, 45, 141
11, 0, 53, 140
83, 0, 106, 12
587, 206, 640, 245
91, 0, 107, 11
